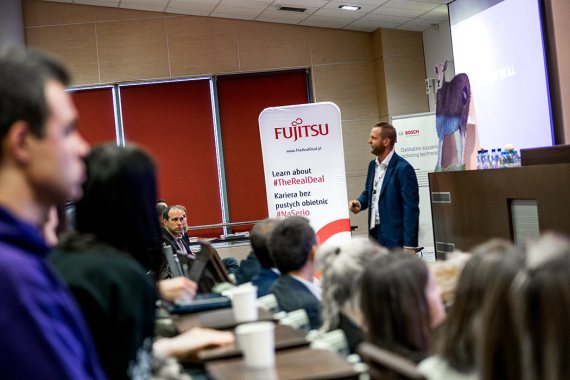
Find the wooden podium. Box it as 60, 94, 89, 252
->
428, 146, 570, 259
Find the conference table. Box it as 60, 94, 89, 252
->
174, 305, 359, 379
198, 323, 309, 362
206, 347, 359, 380
174, 307, 275, 332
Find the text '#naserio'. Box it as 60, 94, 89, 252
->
274, 124, 329, 141
273, 175, 325, 187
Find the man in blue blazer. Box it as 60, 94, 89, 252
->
268, 217, 321, 329
349, 122, 419, 250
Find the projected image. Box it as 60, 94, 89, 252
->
449, 0, 553, 152
434, 60, 471, 171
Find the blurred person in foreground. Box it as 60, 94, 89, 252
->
50, 144, 233, 379
360, 252, 446, 363
318, 238, 387, 353
0, 47, 105, 379
419, 239, 513, 380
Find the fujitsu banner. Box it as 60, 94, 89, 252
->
259, 102, 351, 246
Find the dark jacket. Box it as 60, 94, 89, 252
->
269, 274, 321, 329
251, 268, 279, 297
357, 152, 419, 248
51, 242, 157, 380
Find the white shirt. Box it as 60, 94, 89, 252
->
370, 150, 394, 229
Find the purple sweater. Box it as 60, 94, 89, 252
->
0, 207, 106, 380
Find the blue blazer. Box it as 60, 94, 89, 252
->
251, 268, 279, 298
269, 275, 321, 330
357, 152, 419, 248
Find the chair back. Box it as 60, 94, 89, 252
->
162, 245, 184, 277
278, 309, 310, 332
256, 293, 279, 313
183, 240, 231, 293
358, 342, 426, 380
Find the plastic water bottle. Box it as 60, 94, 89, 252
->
490, 149, 499, 169
513, 150, 521, 167
501, 151, 509, 168
483, 149, 491, 169
497, 148, 503, 167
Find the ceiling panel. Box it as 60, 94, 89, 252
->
41, 0, 449, 32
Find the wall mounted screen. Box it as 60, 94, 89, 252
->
449, 0, 553, 150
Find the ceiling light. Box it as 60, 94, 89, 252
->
339, 5, 361, 11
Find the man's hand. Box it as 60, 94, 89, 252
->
158, 277, 197, 304
348, 200, 361, 214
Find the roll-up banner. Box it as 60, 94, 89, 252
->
392, 112, 439, 262
259, 102, 351, 246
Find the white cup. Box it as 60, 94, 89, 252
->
231, 285, 258, 323
235, 322, 275, 368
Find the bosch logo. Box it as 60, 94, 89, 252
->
405, 130, 420, 136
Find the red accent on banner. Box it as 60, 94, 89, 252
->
316, 219, 351, 244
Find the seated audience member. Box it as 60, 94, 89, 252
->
511, 234, 570, 380
249, 219, 281, 296
51, 144, 233, 379
268, 216, 321, 329
0, 47, 105, 379
234, 250, 261, 285
478, 246, 525, 380
428, 250, 471, 307
419, 239, 513, 380
318, 238, 387, 353
175, 204, 192, 247
162, 205, 192, 255
156, 199, 168, 225
360, 252, 446, 363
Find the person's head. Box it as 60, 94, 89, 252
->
368, 122, 397, 158
0, 48, 89, 218
268, 216, 317, 274
432, 239, 513, 373
512, 234, 570, 380
250, 219, 280, 268
478, 246, 526, 380
360, 251, 445, 360
317, 238, 388, 332
156, 201, 168, 225
74, 143, 162, 274
163, 205, 186, 237
175, 204, 188, 232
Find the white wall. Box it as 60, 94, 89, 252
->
422, 21, 455, 112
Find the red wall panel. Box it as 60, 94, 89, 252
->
119, 80, 222, 238
217, 71, 309, 232
72, 88, 117, 146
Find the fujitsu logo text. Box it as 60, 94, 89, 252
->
274, 118, 329, 141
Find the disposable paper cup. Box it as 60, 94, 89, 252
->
236, 322, 275, 368
231, 285, 258, 322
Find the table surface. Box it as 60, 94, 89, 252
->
205, 347, 359, 380
197, 324, 309, 362
175, 307, 275, 332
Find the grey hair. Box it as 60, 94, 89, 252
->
317, 238, 388, 332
